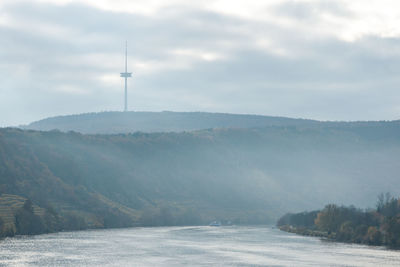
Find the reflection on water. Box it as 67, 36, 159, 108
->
0, 226, 399, 266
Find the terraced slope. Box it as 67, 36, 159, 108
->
0, 194, 44, 227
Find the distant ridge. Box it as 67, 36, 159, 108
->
22, 111, 399, 134
20, 111, 342, 134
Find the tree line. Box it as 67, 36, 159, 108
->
277, 193, 400, 248
0, 199, 89, 238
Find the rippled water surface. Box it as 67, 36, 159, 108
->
0, 226, 399, 266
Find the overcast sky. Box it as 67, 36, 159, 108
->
1, 0, 400, 126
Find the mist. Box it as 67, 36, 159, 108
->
1, 0, 400, 262
2, 112, 400, 227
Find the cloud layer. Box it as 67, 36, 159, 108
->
1, 0, 400, 126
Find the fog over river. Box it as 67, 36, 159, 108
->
0, 226, 399, 266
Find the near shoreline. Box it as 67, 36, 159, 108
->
277, 195, 400, 249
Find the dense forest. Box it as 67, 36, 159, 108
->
1, 113, 400, 236
277, 193, 400, 248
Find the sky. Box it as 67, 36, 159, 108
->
1, 0, 400, 126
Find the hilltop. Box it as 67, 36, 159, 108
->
23, 111, 322, 134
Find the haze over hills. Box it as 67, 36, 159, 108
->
23, 111, 399, 134
23, 111, 322, 134
2, 112, 400, 234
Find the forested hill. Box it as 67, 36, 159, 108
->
23, 111, 400, 134
23, 111, 322, 134
1, 122, 400, 235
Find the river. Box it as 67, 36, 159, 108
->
0, 226, 399, 266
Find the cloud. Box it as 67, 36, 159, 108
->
273, 0, 352, 20
0, 0, 400, 126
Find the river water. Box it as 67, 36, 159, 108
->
0, 226, 399, 266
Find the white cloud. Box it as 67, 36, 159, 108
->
55, 84, 89, 95
32, 0, 191, 15
170, 49, 226, 62
7, 0, 400, 42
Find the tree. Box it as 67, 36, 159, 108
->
337, 221, 354, 241
385, 215, 400, 248
365, 226, 382, 245
43, 205, 62, 232
376, 193, 385, 212
23, 199, 34, 213
0, 217, 4, 237
315, 204, 340, 232
15, 199, 45, 235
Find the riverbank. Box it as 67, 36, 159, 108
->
277, 197, 400, 249
278, 225, 334, 239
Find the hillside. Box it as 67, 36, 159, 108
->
23, 111, 321, 134
2, 121, 400, 234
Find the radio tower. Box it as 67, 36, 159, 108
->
120, 41, 132, 112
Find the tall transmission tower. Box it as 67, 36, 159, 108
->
120, 41, 132, 112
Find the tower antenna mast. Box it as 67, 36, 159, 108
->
120, 41, 132, 112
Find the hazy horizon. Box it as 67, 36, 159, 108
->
9, 109, 400, 129
1, 1, 400, 259
1, 0, 400, 126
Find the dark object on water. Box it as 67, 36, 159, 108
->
209, 221, 221, 227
